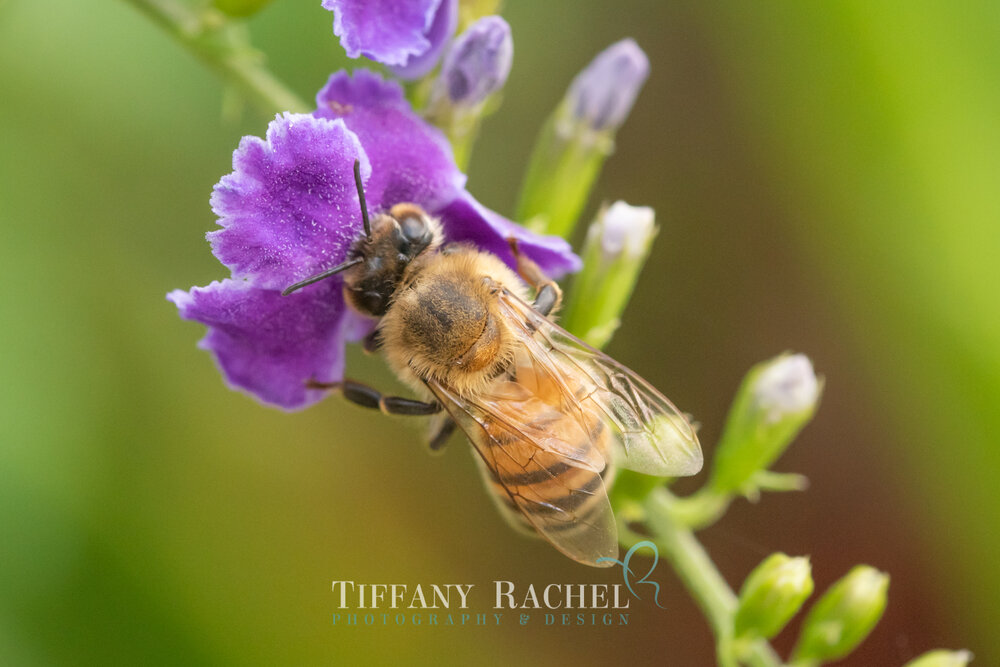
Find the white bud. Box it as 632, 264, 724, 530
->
753, 354, 820, 423
589, 201, 656, 260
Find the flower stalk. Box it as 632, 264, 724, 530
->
213, 0, 274, 17
123, 0, 308, 115
621, 489, 785, 667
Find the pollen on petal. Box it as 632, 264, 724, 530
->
208, 113, 371, 292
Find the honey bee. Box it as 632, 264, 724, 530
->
283, 162, 703, 567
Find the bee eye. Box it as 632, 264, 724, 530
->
399, 215, 431, 245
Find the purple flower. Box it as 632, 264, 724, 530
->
172, 69, 579, 411
322, 0, 458, 79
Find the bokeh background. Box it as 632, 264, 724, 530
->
2, 1, 997, 665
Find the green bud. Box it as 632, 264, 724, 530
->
792, 565, 889, 665
516, 40, 649, 238
213, 0, 274, 18
734, 553, 813, 640
903, 649, 974, 667
560, 201, 657, 348
709, 353, 822, 495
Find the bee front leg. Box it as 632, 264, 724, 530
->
507, 237, 562, 317
306, 378, 441, 416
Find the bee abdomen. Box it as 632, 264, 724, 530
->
487, 413, 611, 536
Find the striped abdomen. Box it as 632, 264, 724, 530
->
469, 358, 615, 543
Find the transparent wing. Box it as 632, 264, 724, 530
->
495, 288, 703, 478
427, 380, 618, 568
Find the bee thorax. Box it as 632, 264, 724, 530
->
396, 277, 499, 369
379, 248, 528, 396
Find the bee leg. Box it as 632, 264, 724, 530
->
428, 417, 457, 451
362, 328, 382, 354
507, 237, 562, 316
379, 395, 442, 416
531, 284, 561, 318
307, 378, 442, 416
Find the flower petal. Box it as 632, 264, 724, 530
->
436, 193, 582, 279
208, 113, 370, 292
315, 70, 466, 213
314, 70, 581, 279
389, 0, 458, 80
323, 0, 455, 76
168, 279, 349, 410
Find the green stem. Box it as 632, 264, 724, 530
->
662, 486, 733, 530
516, 113, 610, 238
629, 489, 784, 667
644, 490, 735, 638
124, 0, 309, 114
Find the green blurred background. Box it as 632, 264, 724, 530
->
2, 1, 997, 664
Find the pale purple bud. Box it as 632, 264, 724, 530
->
566, 38, 649, 131
437, 16, 513, 107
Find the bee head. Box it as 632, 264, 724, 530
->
280, 160, 441, 318
340, 203, 441, 316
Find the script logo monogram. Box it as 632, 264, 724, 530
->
597, 541, 666, 609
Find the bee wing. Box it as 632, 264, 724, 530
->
427, 380, 618, 568
495, 288, 704, 478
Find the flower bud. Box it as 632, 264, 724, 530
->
904, 649, 974, 667
423, 16, 512, 169
792, 565, 889, 665
434, 16, 512, 108
560, 202, 658, 348
709, 353, 822, 495
754, 353, 820, 424
596, 200, 656, 259
564, 38, 649, 133
516, 40, 650, 238
734, 553, 813, 640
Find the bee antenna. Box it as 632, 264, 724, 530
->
354, 159, 371, 239
281, 257, 364, 296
